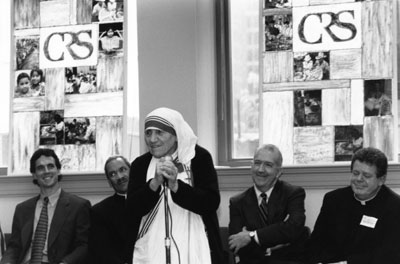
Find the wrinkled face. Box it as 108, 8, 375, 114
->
145, 129, 177, 158
251, 149, 282, 193
106, 158, 129, 194
33, 155, 60, 189
351, 160, 385, 201
18, 77, 30, 94
31, 71, 41, 85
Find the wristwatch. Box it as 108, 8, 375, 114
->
249, 231, 256, 241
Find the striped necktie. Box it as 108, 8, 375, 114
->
259, 193, 269, 225
31, 197, 49, 264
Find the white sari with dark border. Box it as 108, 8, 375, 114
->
133, 108, 211, 264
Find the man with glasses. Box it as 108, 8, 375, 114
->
1, 148, 91, 264
307, 147, 400, 264
88, 155, 130, 264
228, 144, 309, 264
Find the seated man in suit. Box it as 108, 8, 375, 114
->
1, 148, 91, 264
306, 147, 400, 264
229, 144, 309, 264
88, 155, 130, 264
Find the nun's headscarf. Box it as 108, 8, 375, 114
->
144, 107, 198, 164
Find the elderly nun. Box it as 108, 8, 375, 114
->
126, 107, 225, 264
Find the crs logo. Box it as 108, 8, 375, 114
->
43, 30, 94, 61
40, 24, 98, 68
298, 10, 357, 44
293, 3, 361, 51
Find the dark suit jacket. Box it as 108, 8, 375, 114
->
126, 145, 225, 264
88, 193, 127, 264
1, 190, 91, 264
306, 185, 400, 264
229, 180, 308, 264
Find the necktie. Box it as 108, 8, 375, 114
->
259, 193, 269, 225
31, 197, 49, 264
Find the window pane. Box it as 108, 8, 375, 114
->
0, 0, 11, 167
229, 0, 259, 158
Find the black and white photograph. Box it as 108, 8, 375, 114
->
294, 51, 330, 81
14, 68, 46, 98
65, 117, 96, 145
334, 126, 363, 161
40, 110, 65, 145
65, 66, 97, 94
364, 79, 392, 116
294, 90, 322, 127
16, 37, 40, 70
265, 0, 291, 8
265, 14, 292, 51
99, 22, 123, 54
92, 0, 124, 22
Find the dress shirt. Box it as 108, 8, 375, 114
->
22, 188, 62, 264
254, 185, 274, 207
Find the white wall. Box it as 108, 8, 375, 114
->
136, 0, 218, 159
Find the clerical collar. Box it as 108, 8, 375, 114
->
353, 187, 381, 205
116, 192, 127, 199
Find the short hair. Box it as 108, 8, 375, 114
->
104, 155, 130, 178
54, 114, 63, 123
30, 148, 62, 185
350, 147, 388, 178
30, 148, 62, 173
17, 72, 30, 84
254, 144, 283, 167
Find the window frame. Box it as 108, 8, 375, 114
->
216, 0, 252, 167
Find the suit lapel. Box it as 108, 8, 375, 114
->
21, 196, 39, 254
267, 180, 282, 223
48, 190, 69, 248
